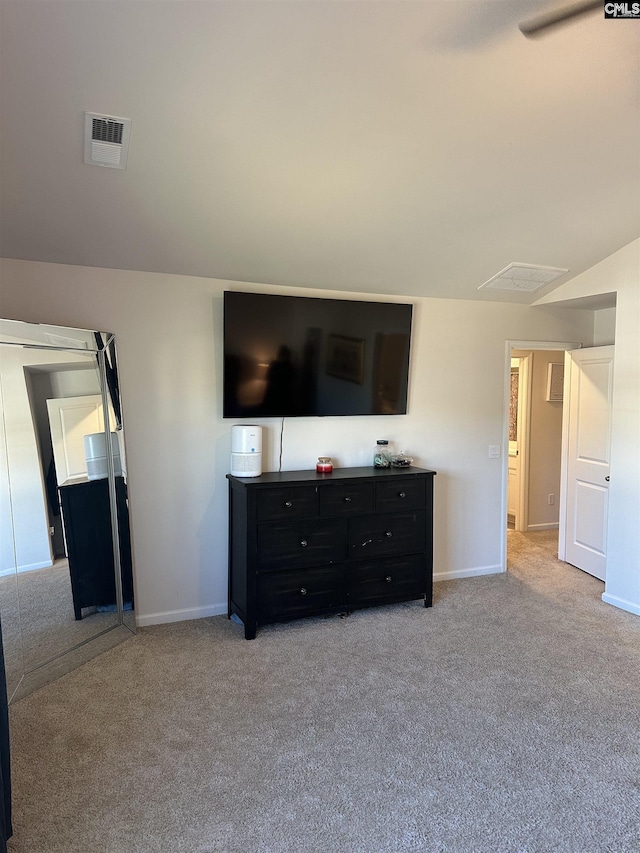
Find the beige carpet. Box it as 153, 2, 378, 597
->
7, 532, 640, 852
0, 561, 118, 693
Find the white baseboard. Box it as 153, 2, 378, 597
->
18, 560, 54, 573
136, 568, 509, 625
434, 564, 503, 582
526, 523, 560, 532
0, 560, 54, 578
601, 592, 640, 617
136, 602, 227, 627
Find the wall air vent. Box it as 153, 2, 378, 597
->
84, 112, 131, 169
478, 263, 568, 293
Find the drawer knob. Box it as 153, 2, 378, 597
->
300, 539, 308, 548
385, 531, 393, 538
343, 496, 352, 503
300, 587, 307, 596
284, 500, 293, 508
398, 491, 406, 498
385, 576, 392, 583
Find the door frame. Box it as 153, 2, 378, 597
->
501, 340, 582, 572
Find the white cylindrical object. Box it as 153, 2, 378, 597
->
230, 424, 262, 477
83, 431, 122, 480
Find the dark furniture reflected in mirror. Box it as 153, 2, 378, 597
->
59, 476, 134, 620
0, 319, 135, 703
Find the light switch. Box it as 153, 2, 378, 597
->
488, 445, 501, 458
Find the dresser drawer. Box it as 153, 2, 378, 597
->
257, 486, 318, 522
258, 565, 345, 622
347, 555, 425, 606
375, 478, 426, 512
319, 482, 374, 516
347, 511, 425, 560
258, 518, 346, 570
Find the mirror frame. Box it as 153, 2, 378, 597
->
0, 320, 135, 702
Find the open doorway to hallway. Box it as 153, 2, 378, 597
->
504, 343, 574, 573
505, 343, 617, 587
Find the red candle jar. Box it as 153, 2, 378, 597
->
316, 457, 333, 473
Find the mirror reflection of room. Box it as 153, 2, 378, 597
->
0, 321, 134, 700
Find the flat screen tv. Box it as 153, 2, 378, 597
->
223, 291, 413, 418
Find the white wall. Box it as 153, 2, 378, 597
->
513, 350, 565, 530
593, 306, 616, 346
50, 366, 100, 398
0, 259, 597, 624
0, 346, 97, 572
536, 239, 640, 616
0, 407, 14, 573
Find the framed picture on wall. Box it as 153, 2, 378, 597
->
326, 335, 365, 384
546, 362, 564, 402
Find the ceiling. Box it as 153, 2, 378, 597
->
0, 0, 638, 303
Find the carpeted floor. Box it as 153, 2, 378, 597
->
0, 561, 119, 694
6, 532, 640, 852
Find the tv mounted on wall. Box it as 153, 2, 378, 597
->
223, 291, 413, 418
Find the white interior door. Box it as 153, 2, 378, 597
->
560, 346, 614, 581
46, 394, 109, 485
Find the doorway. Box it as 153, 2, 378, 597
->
502, 341, 580, 573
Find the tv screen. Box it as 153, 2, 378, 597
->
223, 291, 413, 418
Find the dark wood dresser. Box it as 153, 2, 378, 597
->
227, 466, 436, 639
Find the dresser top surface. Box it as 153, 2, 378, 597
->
227, 465, 436, 488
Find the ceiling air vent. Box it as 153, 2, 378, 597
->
478, 263, 568, 293
84, 112, 131, 169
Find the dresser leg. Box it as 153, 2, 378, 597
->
244, 624, 257, 640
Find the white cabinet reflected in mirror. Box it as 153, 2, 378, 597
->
0, 319, 135, 701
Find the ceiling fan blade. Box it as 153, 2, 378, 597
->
519, 0, 601, 36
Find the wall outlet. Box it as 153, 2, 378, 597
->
548, 494, 555, 505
